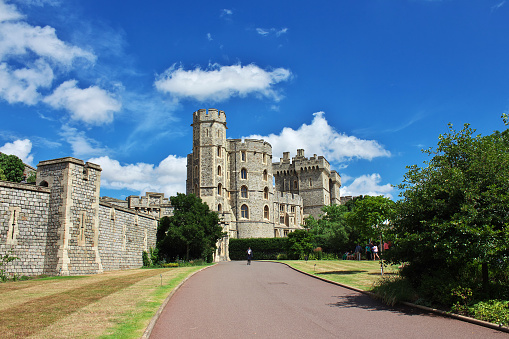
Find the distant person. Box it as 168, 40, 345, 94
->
365, 243, 372, 261
247, 247, 253, 265
372, 244, 380, 260
354, 244, 362, 260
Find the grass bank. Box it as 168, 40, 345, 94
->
279, 259, 397, 291
0, 265, 210, 338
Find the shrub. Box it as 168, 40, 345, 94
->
371, 276, 418, 306
467, 300, 509, 326
229, 238, 288, 260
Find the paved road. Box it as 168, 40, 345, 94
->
150, 261, 505, 338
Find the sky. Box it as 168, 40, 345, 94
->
1, 0, 508, 201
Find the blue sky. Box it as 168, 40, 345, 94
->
1, 0, 508, 200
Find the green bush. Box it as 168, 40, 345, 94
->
467, 300, 509, 326
229, 238, 288, 260
372, 276, 418, 306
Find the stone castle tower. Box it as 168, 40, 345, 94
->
187, 108, 341, 261
273, 150, 341, 218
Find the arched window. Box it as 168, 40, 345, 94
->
294, 180, 298, 189
39, 180, 49, 187
217, 183, 222, 196
241, 204, 249, 219
241, 168, 247, 179
218, 204, 222, 213
264, 187, 269, 199
264, 205, 269, 220
217, 165, 221, 176
309, 178, 313, 187
241, 151, 246, 161
241, 185, 248, 198
217, 146, 221, 157
263, 170, 268, 181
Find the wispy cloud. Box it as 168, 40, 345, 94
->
207, 33, 212, 41
256, 27, 288, 37
246, 112, 391, 163
60, 125, 109, 158
154, 63, 292, 102
491, 1, 506, 11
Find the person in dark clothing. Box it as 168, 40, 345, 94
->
247, 247, 253, 265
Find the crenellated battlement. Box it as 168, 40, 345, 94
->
193, 108, 226, 124
273, 149, 331, 175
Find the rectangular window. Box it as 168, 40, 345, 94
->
241, 151, 246, 161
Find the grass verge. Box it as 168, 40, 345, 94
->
0, 265, 210, 338
279, 259, 398, 291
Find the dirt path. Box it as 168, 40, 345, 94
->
150, 261, 505, 339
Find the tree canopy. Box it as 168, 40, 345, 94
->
388, 120, 509, 301
0, 153, 24, 183
157, 193, 223, 262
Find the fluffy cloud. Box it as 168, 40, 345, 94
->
88, 155, 187, 197
154, 63, 291, 102
44, 80, 121, 125
340, 173, 394, 198
0, 59, 53, 104
0, 139, 34, 165
247, 112, 391, 162
60, 125, 109, 158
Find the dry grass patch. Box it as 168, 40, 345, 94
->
0, 267, 205, 339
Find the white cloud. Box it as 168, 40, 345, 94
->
0, 139, 34, 165
0, 0, 97, 108
247, 112, 391, 163
256, 27, 288, 37
0, 59, 53, 104
340, 173, 394, 198
89, 155, 187, 197
154, 63, 291, 102
60, 125, 109, 158
0, 1, 24, 22
221, 9, 232, 16
207, 33, 212, 41
44, 80, 121, 125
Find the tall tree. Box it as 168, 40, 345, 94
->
389, 120, 509, 297
157, 193, 223, 261
306, 204, 350, 253
0, 153, 24, 183
345, 195, 395, 243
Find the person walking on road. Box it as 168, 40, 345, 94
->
247, 247, 253, 265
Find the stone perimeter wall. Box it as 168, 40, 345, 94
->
0, 157, 157, 277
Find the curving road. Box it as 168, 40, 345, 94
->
149, 261, 505, 338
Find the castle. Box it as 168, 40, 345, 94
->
186, 108, 341, 261
0, 157, 157, 276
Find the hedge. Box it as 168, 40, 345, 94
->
229, 238, 288, 260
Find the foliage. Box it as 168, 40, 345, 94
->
156, 193, 223, 261
0, 153, 25, 183
467, 300, 509, 326
387, 120, 509, 305
26, 171, 36, 183
371, 276, 418, 306
229, 237, 288, 260
0, 251, 18, 282
0, 167, 6, 181
286, 229, 314, 259
344, 195, 396, 242
306, 204, 350, 253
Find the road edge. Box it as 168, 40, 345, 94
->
141, 264, 216, 339
274, 261, 509, 334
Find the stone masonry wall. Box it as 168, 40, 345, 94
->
0, 181, 50, 276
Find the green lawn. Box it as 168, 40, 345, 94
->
279, 259, 399, 291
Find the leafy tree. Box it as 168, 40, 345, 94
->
345, 195, 396, 243
306, 204, 350, 253
0, 153, 24, 183
286, 229, 314, 259
389, 120, 509, 301
0, 167, 6, 181
157, 193, 223, 262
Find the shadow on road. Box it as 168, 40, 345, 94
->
328, 294, 438, 318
